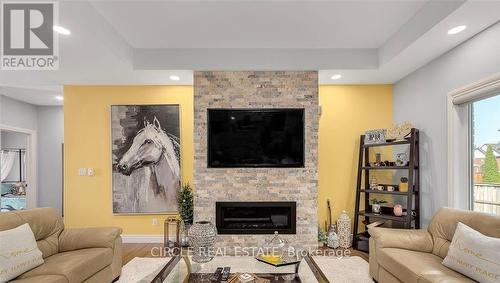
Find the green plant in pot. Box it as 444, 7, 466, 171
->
371, 198, 388, 215
177, 183, 193, 246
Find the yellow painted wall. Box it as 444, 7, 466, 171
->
63, 86, 193, 234
64, 84, 392, 235
318, 85, 393, 230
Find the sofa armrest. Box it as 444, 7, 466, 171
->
58, 227, 122, 252
368, 227, 433, 253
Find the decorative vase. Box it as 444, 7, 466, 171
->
264, 231, 287, 259
393, 204, 403, 217
188, 221, 217, 263
337, 210, 352, 248
399, 177, 409, 192
372, 203, 381, 214
327, 224, 339, 249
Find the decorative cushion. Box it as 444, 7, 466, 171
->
0, 223, 44, 283
442, 222, 500, 283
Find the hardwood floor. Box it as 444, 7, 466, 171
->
122, 243, 368, 266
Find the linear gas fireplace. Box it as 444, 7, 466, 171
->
216, 202, 296, 234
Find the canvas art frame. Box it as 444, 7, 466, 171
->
111, 104, 181, 215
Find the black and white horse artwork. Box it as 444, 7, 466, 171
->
111, 105, 180, 214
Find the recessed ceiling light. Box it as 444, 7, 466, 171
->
55, 95, 64, 101
53, 25, 71, 35
169, 75, 180, 81
447, 25, 466, 35
330, 74, 342, 80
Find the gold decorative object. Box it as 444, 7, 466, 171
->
399, 177, 409, 192
386, 122, 413, 141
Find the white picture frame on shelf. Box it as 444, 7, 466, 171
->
364, 129, 386, 144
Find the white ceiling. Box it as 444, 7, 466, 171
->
90, 1, 426, 48
1, 0, 500, 106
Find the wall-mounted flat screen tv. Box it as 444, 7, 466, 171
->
208, 109, 304, 168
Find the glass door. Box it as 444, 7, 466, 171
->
471, 94, 500, 215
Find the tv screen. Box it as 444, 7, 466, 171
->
208, 109, 304, 167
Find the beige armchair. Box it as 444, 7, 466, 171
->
0, 207, 122, 283
368, 207, 500, 283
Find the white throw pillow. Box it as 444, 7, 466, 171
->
442, 222, 500, 283
0, 223, 44, 283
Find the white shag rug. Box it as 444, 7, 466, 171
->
117, 257, 172, 283
119, 256, 372, 283
311, 256, 373, 283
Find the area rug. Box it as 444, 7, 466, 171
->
311, 256, 373, 283
118, 257, 171, 283
119, 256, 372, 283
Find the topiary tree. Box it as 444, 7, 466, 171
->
482, 145, 500, 184
177, 183, 193, 224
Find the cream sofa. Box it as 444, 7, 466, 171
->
0, 207, 122, 283
368, 207, 500, 283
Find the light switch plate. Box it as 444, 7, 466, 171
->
78, 168, 87, 176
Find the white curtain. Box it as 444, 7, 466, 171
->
1, 150, 16, 182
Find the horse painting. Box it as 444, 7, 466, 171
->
111, 105, 181, 214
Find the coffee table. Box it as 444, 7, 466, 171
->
151, 255, 328, 282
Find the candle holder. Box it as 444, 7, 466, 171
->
163, 217, 180, 249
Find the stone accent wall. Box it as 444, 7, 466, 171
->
193, 71, 319, 252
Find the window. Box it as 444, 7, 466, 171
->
471, 94, 500, 215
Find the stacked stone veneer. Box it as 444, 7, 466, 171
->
193, 71, 319, 252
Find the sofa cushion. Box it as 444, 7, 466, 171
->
428, 207, 500, 258
378, 248, 475, 283
17, 248, 113, 283
443, 222, 500, 283
0, 224, 44, 283
9, 275, 68, 283
0, 208, 64, 259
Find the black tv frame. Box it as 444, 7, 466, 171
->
207, 108, 305, 168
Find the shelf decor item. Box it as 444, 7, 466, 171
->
393, 204, 403, 217
371, 199, 387, 214
337, 210, 352, 248
386, 122, 413, 141
364, 129, 386, 145
399, 177, 409, 192
395, 152, 409, 166
188, 221, 217, 263
369, 177, 378, 190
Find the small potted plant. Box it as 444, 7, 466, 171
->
318, 227, 328, 247
177, 183, 193, 246
371, 199, 388, 215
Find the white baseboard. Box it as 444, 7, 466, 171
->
121, 234, 163, 243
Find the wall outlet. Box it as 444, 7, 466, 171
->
87, 168, 94, 176
152, 218, 158, 226
78, 168, 87, 176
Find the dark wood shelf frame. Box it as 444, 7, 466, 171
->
360, 189, 417, 196
353, 128, 420, 253
362, 140, 411, 147
358, 210, 416, 222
